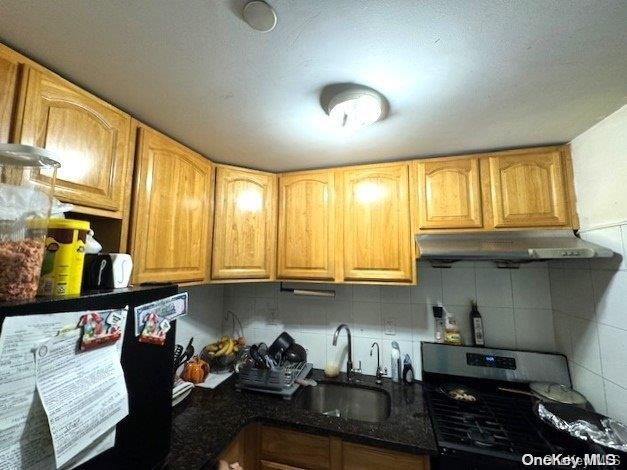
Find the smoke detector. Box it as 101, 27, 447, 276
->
243, 1, 277, 32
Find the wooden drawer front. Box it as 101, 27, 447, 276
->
261, 426, 330, 469
342, 442, 427, 470
261, 460, 305, 470
18, 67, 132, 212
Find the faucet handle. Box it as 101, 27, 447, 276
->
352, 360, 362, 373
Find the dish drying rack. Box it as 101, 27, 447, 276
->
236, 361, 312, 399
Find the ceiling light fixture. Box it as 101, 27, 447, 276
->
242, 1, 277, 32
325, 86, 386, 130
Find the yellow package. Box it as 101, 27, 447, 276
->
39, 219, 90, 296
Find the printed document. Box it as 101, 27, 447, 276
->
35, 329, 128, 468
0, 309, 127, 469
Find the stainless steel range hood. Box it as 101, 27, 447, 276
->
416, 229, 613, 263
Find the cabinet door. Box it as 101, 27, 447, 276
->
260, 460, 305, 470
261, 426, 330, 469
0, 48, 19, 143
341, 164, 413, 282
278, 171, 335, 280
486, 149, 569, 228
130, 127, 213, 283
416, 157, 482, 229
342, 442, 426, 470
16, 67, 132, 212
211, 166, 276, 279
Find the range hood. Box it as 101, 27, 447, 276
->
416, 229, 613, 263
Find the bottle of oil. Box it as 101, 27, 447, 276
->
469, 301, 485, 347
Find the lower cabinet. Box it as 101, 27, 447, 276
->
260, 426, 330, 469
341, 442, 428, 470
218, 424, 259, 469
260, 461, 305, 470
220, 425, 429, 470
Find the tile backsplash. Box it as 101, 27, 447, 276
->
176, 284, 224, 348
222, 261, 556, 379
550, 222, 627, 423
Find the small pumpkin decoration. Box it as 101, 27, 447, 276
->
181, 355, 209, 384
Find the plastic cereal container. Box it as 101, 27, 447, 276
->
0, 144, 60, 301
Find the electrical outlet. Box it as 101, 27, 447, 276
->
384, 318, 396, 335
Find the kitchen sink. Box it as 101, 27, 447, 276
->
299, 382, 391, 423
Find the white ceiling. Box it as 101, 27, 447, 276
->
1, 0, 626, 171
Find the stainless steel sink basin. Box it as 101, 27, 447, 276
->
299, 382, 391, 423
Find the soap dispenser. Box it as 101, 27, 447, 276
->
390, 341, 401, 383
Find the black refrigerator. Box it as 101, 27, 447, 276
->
0, 285, 178, 469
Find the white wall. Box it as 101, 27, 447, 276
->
551, 225, 627, 423
175, 284, 224, 349
550, 104, 627, 423
570, 105, 627, 228
223, 261, 556, 379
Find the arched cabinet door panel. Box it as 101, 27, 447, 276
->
417, 157, 483, 229
211, 166, 277, 280
341, 164, 413, 282
17, 67, 132, 212
130, 127, 213, 283
486, 150, 569, 228
277, 170, 335, 280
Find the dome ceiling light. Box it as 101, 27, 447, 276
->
324, 85, 387, 130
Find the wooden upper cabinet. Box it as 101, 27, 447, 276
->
484, 149, 569, 228
277, 170, 335, 280
211, 166, 277, 280
15, 67, 132, 212
0, 48, 19, 143
416, 157, 482, 229
130, 126, 213, 284
341, 164, 413, 282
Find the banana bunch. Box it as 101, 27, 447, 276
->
204, 336, 246, 358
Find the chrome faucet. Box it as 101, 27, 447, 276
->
332, 324, 360, 381
370, 342, 387, 384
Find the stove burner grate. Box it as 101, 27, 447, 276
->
427, 387, 554, 459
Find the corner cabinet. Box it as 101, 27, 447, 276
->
15, 67, 133, 213
277, 170, 336, 281
340, 164, 414, 283
211, 166, 277, 280
129, 125, 213, 284
416, 157, 482, 229
483, 148, 570, 228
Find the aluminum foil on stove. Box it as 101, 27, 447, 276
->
537, 402, 627, 452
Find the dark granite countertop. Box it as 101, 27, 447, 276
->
170, 369, 437, 469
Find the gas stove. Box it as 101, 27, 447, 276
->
421, 342, 624, 470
